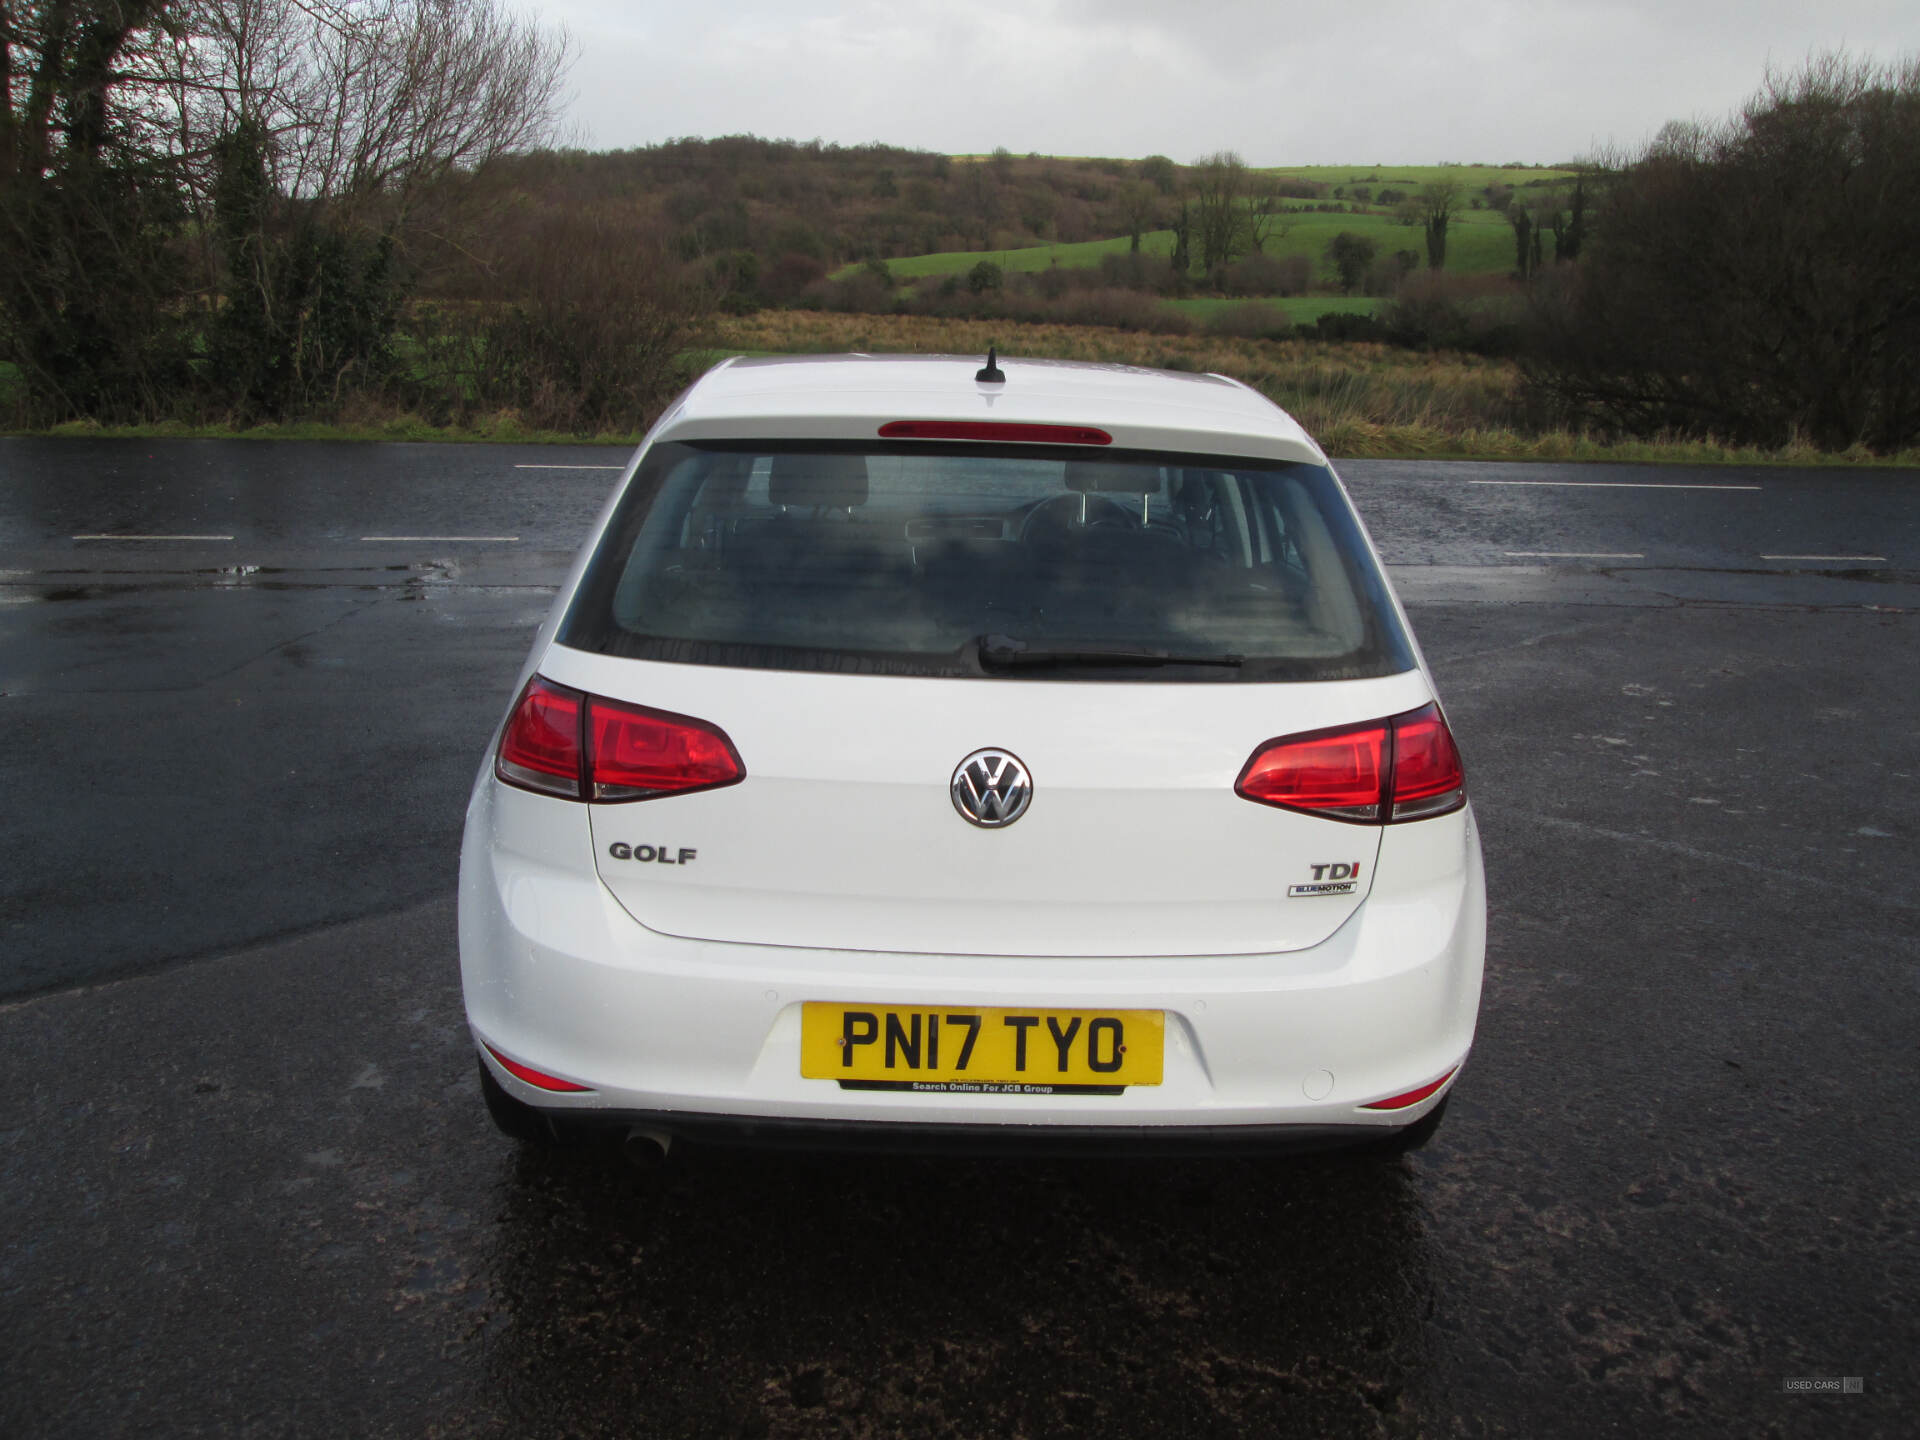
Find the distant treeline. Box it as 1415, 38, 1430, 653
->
2, 13, 1915, 451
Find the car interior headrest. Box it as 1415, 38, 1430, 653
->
1064, 459, 1154, 494
769, 453, 869, 509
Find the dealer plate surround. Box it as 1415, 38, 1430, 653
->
801, 1003, 1165, 1095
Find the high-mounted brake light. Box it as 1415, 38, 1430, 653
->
1236, 703, 1465, 824
878, 420, 1113, 446
495, 678, 744, 803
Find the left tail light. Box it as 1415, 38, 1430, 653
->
495, 676, 745, 803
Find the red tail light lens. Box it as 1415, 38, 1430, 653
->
496, 677, 584, 798
589, 698, 744, 801
1389, 704, 1466, 821
1236, 721, 1390, 821
495, 678, 744, 803
1236, 704, 1465, 824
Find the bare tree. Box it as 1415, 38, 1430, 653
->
1189, 149, 1248, 271
1243, 175, 1290, 253
1508, 202, 1534, 278
1325, 231, 1375, 295
3, 1, 574, 422
162, 0, 570, 229
1415, 178, 1460, 268
1115, 178, 1158, 252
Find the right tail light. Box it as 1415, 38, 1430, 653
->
1236, 703, 1465, 824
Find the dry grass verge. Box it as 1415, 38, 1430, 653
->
712, 312, 1920, 467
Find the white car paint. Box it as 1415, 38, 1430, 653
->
459, 353, 1485, 1146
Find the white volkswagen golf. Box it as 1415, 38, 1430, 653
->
459, 351, 1485, 1158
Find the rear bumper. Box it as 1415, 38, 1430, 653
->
459, 781, 1486, 1138
494, 1107, 1413, 1157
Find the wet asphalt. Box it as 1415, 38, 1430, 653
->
1, 438, 1917, 1437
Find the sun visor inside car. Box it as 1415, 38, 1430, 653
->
770, 453, 870, 509
1064, 459, 1155, 493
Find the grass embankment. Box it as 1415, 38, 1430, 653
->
6, 411, 640, 445
10, 314, 1915, 467
1166, 295, 1383, 324
713, 311, 1920, 467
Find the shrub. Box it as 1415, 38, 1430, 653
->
1324, 232, 1377, 295
1097, 250, 1163, 292
1033, 264, 1074, 300
1221, 252, 1311, 296
1053, 288, 1190, 333
967, 260, 1004, 294
803, 270, 895, 314
1312, 311, 1386, 343
415, 213, 709, 433
1204, 303, 1294, 341
760, 252, 827, 305
1384, 270, 1525, 354
1363, 249, 1419, 295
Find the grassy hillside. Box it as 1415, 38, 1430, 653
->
880, 232, 1173, 278
1260, 164, 1580, 190
849, 206, 1524, 285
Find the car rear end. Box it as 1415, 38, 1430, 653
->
458, 354, 1484, 1151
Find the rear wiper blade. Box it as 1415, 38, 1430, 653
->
973, 634, 1243, 670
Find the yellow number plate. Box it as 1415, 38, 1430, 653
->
800, 1003, 1164, 1094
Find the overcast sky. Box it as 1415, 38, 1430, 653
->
536, 0, 1919, 165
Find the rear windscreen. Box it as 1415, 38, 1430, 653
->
558, 441, 1415, 682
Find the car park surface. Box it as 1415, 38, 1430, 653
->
1, 437, 1915, 1436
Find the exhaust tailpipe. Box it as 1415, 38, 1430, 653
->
624, 1128, 674, 1173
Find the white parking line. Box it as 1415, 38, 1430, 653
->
1503, 551, 1644, 559
1760, 554, 1886, 562
1470, 480, 1762, 491
513, 464, 624, 470
73, 533, 234, 541
360, 535, 519, 542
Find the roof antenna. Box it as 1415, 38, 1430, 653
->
975, 346, 1005, 384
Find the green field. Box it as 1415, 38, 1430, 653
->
1259, 163, 1581, 191
949, 158, 1585, 192
876, 231, 1174, 279
851, 204, 1531, 287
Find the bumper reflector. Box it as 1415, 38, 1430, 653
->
1361, 1067, 1458, 1111
484, 1043, 592, 1093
